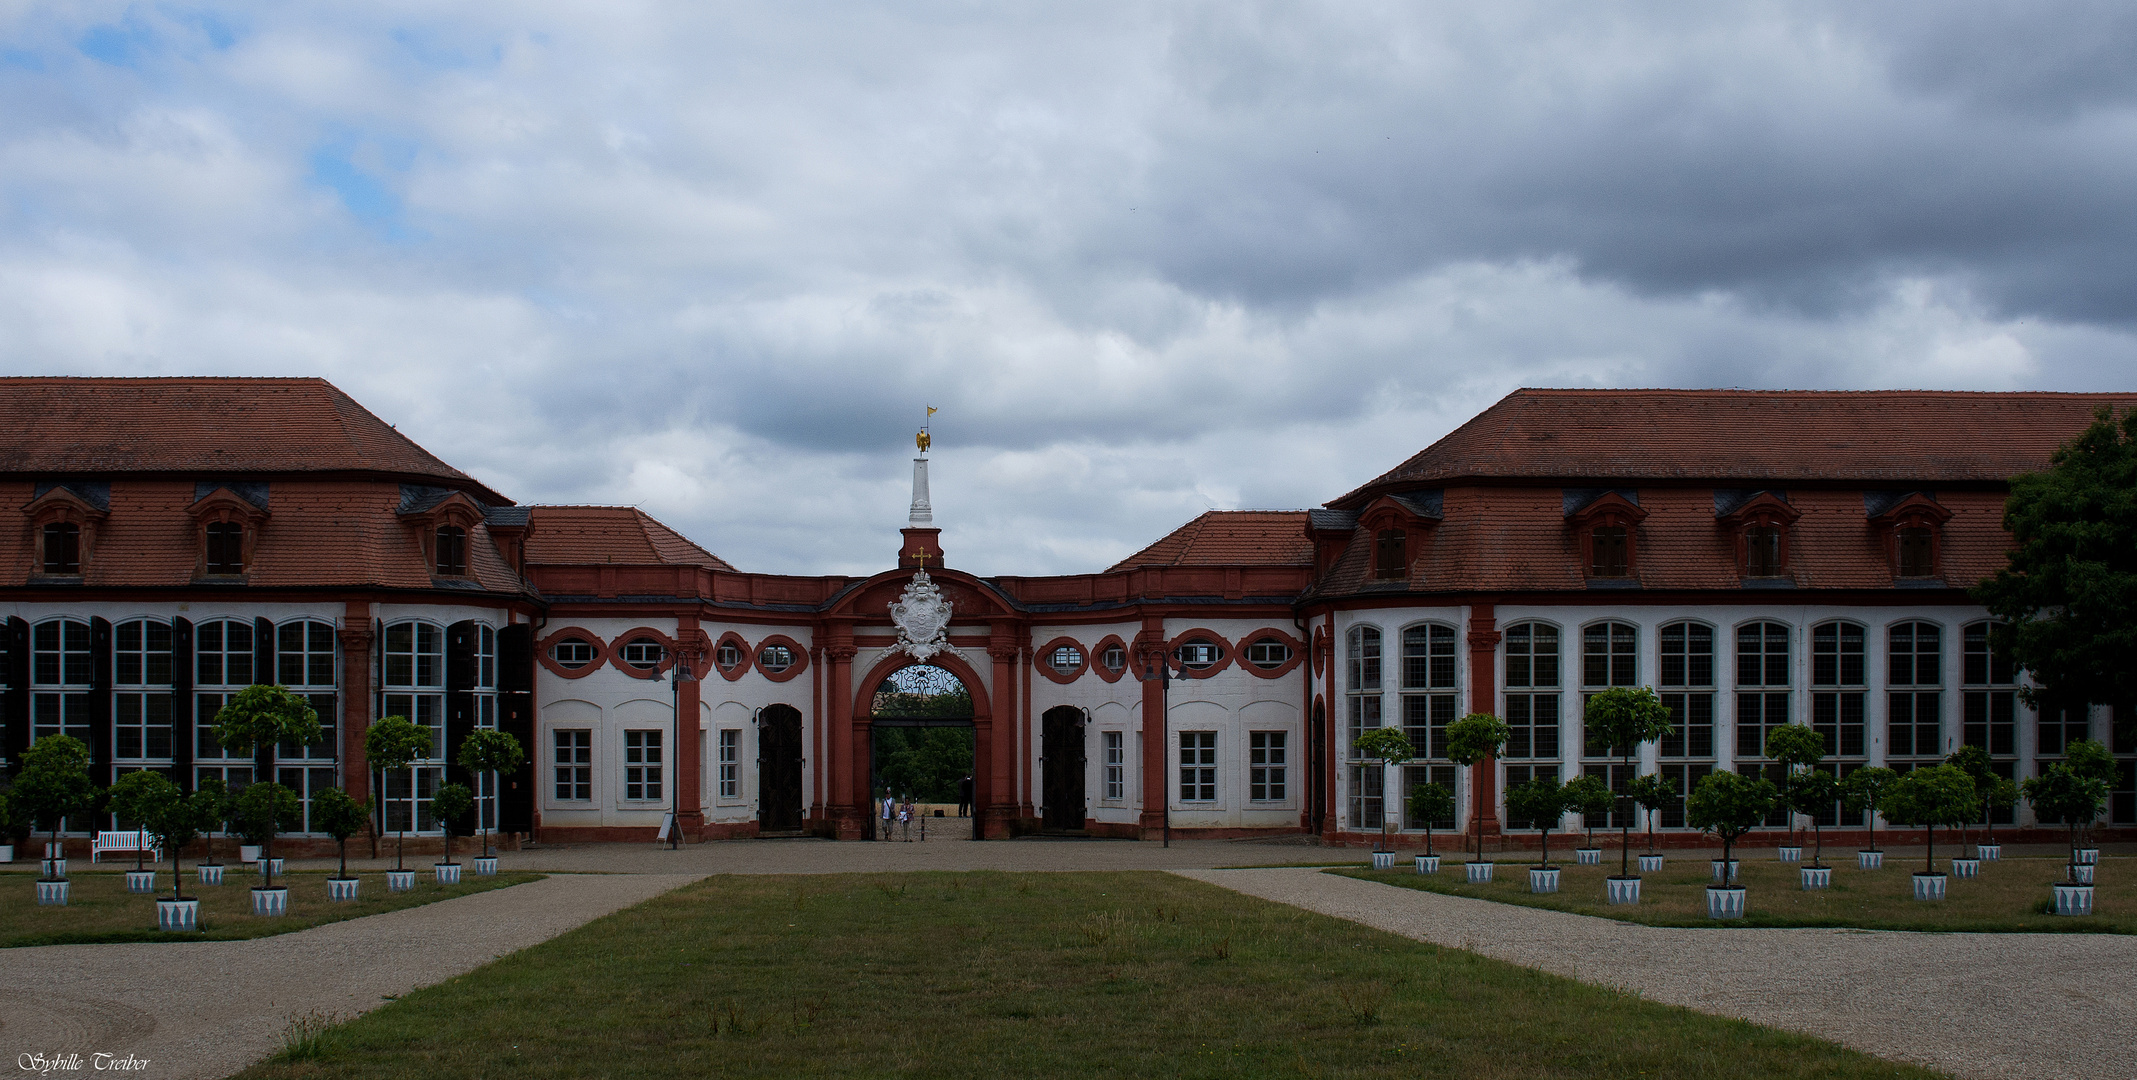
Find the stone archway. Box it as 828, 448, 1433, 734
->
853, 649, 1011, 838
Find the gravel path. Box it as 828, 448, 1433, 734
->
1, 873, 699, 1080
1177, 867, 2137, 1080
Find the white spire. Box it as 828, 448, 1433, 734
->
908, 457, 933, 526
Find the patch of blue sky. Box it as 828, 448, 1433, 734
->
77, 20, 155, 68
390, 26, 502, 71
1, 48, 45, 71
308, 141, 425, 243
75, 7, 240, 69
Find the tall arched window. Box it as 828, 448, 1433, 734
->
1887, 621, 1942, 761
113, 619, 175, 766
1961, 621, 2016, 757
1656, 622, 1715, 828
1502, 623, 1559, 760
1399, 623, 1457, 757
31, 618, 93, 745
1345, 626, 1382, 746
275, 620, 340, 833
1735, 621, 1791, 759
384, 621, 447, 834
195, 619, 257, 790
1811, 622, 1866, 758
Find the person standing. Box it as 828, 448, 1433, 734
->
898, 797, 913, 841
957, 775, 973, 818
880, 793, 896, 841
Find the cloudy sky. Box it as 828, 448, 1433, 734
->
5, 3, 2136, 577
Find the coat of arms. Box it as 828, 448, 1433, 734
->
890, 570, 954, 662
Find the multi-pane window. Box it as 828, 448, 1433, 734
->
1962, 621, 2017, 757
1400, 623, 1457, 758
1402, 764, 1459, 831
1745, 526, 1784, 577
435, 525, 467, 576
1501, 763, 1553, 829
1810, 622, 1866, 757
383, 765, 441, 834
759, 644, 795, 673
385, 621, 447, 831
1348, 764, 1383, 830
1887, 622, 1943, 760
113, 620, 175, 763
1590, 526, 1629, 578
1049, 645, 1084, 675
554, 730, 593, 801
1373, 529, 1407, 579
718, 729, 740, 799
276, 620, 338, 762
205, 521, 244, 575
1582, 622, 1636, 688
1345, 626, 1382, 746
1656, 762, 1714, 828
1244, 639, 1293, 670
621, 637, 665, 671
1735, 622, 1791, 759
1249, 731, 1287, 801
624, 730, 665, 801
31, 618, 93, 747
2039, 703, 2092, 758
1100, 643, 1127, 675
42, 522, 81, 575
1503, 623, 1560, 760
472, 624, 498, 832
551, 637, 596, 670
196, 619, 254, 767
1179, 732, 1216, 802
715, 640, 746, 672
277, 766, 340, 834
1582, 763, 1636, 830
1897, 527, 1935, 578
1103, 731, 1125, 801
1658, 622, 1714, 758
1174, 638, 1221, 670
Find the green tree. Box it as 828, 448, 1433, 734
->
1582, 687, 1676, 876
1626, 773, 1677, 856
1784, 770, 1841, 868
1765, 723, 1828, 849
2065, 738, 2118, 850
1945, 745, 1996, 853
0, 778, 27, 850
1882, 765, 1979, 873
457, 729, 527, 857
2024, 764, 2110, 884
125, 771, 213, 902
1982, 777, 2019, 848
1405, 782, 1455, 857
1445, 713, 1509, 859
1840, 767, 1899, 855
1686, 771, 1776, 874
232, 782, 303, 889
211, 684, 323, 772
312, 788, 371, 879
430, 783, 474, 864
1973, 406, 2137, 712
1563, 774, 1614, 851
1504, 775, 1572, 869
191, 777, 232, 867
1351, 727, 1416, 853
876, 727, 975, 803
366, 714, 434, 870
106, 769, 176, 872
12, 735, 98, 875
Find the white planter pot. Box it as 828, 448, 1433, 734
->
239, 845, 262, 864
197, 863, 225, 886
252, 886, 289, 916
1706, 885, 1746, 919
1801, 866, 1833, 890
1710, 859, 1740, 883
36, 879, 69, 906
1575, 848, 1602, 866
2054, 883, 2096, 917
2077, 848, 2099, 865
126, 870, 157, 894
1413, 855, 1440, 875
157, 898, 200, 931
0, 843, 13, 863
257, 858, 285, 879
2071, 863, 2096, 885
1777, 846, 1802, 863
327, 877, 361, 902
1637, 853, 1665, 872
1465, 861, 1494, 884
1913, 872, 1948, 901
473, 856, 499, 876
387, 869, 416, 893
1529, 867, 1561, 894
435, 862, 462, 885
1858, 850, 1884, 870
1605, 876, 1641, 905
41, 858, 67, 879
1370, 852, 1396, 870
1950, 858, 1981, 879
1978, 844, 2002, 862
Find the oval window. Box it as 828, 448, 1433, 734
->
551, 638, 596, 670
1100, 644, 1127, 673
760, 644, 795, 673
1175, 639, 1221, 670
1245, 639, 1292, 670
621, 637, 665, 670
715, 641, 746, 671
1049, 645, 1084, 675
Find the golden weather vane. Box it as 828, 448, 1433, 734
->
915, 404, 936, 454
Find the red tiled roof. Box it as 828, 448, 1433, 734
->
1336, 389, 2137, 505
1108, 510, 1312, 572
0, 479, 528, 592
522, 506, 734, 571
0, 377, 505, 503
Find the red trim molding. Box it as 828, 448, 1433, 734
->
536, 626, 608, 679
710, 630, 753, 682
1089, 634, 1130, 683
1165, 628, 1234, 679
1033, 636, 1088, 684
1233, 627, 1307, 680
755, 634, 811, 683
606, 626, 680, 680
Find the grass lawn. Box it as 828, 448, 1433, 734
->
237, 871, 1939, 1080
1336, 853, 2131, 933
0, 868, 543, 947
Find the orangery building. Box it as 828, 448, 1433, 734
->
2, 377, 2132, 851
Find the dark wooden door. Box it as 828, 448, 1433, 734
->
758, 705, 804, 831
1041, 707, 1086, 831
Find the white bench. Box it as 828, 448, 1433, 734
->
91, 830, 161, 864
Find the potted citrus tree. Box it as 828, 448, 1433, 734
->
1785, 768, 1841, 889
1944, 745, 1996, 862
107, 770, 173, 894
1406, 782, 1454, 874
210, 684, 322, 874
1504, 774, 1571, 894
2023, 761, 2109, 914
365, 714, 432, 892
232, 781, 302, 915
1765, 724, 1826, 863
191, 777, 231, 886
1352, 727, 1415, 869
1582, 685, 1674, 895
1881, 764, 1977, 902
1980, 776, 2018, 862
1564, 774, 1614, 868
313, 787, 370, 901
2065, 739, 2116, 865
1445, 712, 1509, 883
1686, 770, 1775, 918
132, 771, 210, 931
456, 729, 527, 875
1626, 772, 1676, 873
429, 782, 474, 884
1840, 766, 1898, 870
13, 735, 97, 905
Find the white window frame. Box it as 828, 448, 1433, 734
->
554, 729, 593, 802
718, 729, 740, 800
1179, 731, 1217, 803
624, 729, 665, 803
1103, 731, 1125, 802
1249, 730, 1287, 802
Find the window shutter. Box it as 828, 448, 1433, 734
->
2, 617, 27, 767
89, 617, 113, 789
496, 625, 536, 835
445, 621, 477, 789
172, 617, 195, 786
253, 616, 276, 776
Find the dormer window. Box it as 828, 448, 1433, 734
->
186, 484, 268, 581
1590, 526, 1629, 578
42, 522, 80, 575
1716, 490, 1798, 582
1867, 493, 1951, 582
204, 522, 244, 575
1897, 527, 1934, 578
1566, 490, 1645, 582
1373, 529, 1407, 580
436, 526, 468, 576
1744, 525, 1784, 577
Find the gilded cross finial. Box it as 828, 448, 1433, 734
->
909, 548, 932, 568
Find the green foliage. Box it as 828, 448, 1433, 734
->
1406, 782, 1455, 826
1983, 777, 2019, 819
430, 783, 474, 842
107, 770, 181, 845
872, 666, 975, 718
233, 781, 304, 845
1504, 775, 1569, 833
2064, 738, 2117, 788
365, 714, 433, 774
312, 788, 371, 845
1582, 687, 1674, 759
0, 778, 23, 844
1765, 724, 1827, 771
1944, 745, 1993, 786
1785, 770, 1841, 818
1563, 775, 1614, 820
12, 735, 99, 835
1840, 767, 1899, 817
458, 729, 527, 776
1882, 764, 1981, 865
1351, 727, 1416, 766
1685, 771, 1776, 852
1626, 773, 1677, 813
213, 684, 323, 759
2022, 764, 2108, 828
1972, 406, 2137, 710
1444, 713, 1508, 766
876, 727, 974, 802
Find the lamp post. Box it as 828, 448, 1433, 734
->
1137, 653, 1174, 848
649, 650, 696, 851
